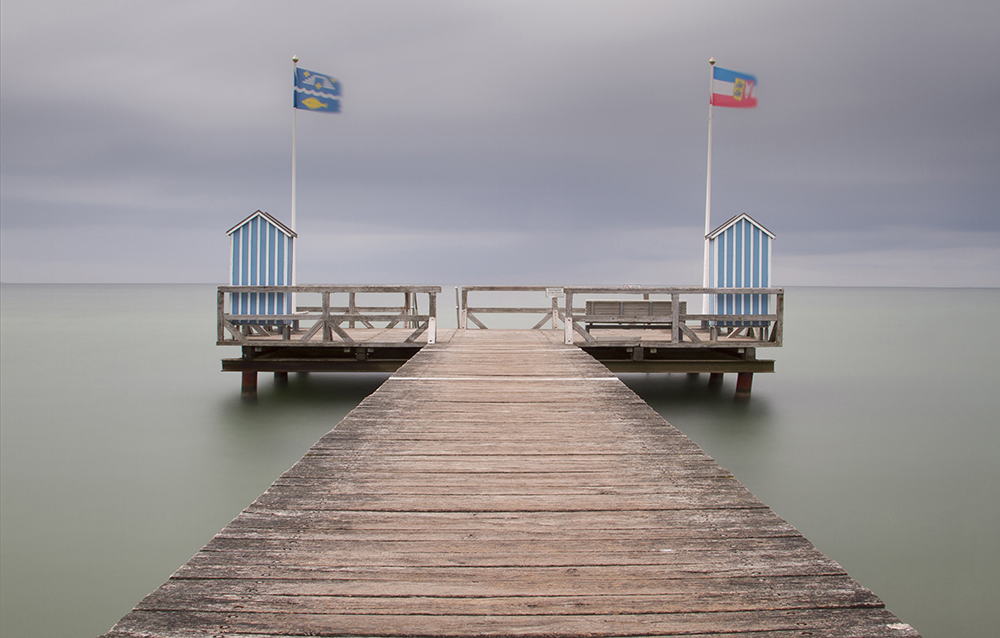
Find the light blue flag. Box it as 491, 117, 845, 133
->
294, 67, 341, 113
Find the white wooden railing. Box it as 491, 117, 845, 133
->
217, 285, 440, 346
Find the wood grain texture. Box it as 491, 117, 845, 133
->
104, 330, 917, 637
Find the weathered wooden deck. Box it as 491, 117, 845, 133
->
106, 330, 917, 637
220, 285, 780, 399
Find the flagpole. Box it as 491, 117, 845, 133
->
291, 56, 299, 240
291, 55, 299, 310
702, 57, 716, 314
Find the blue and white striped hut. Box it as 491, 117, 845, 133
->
707, 213, 774, 326
227, 210, 296, 324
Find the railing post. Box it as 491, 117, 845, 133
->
217, 288, 225, 342
773, 290, 784, 345
564, 291, 574, 345
428, 292, 437, 344
701, 286, 710, 330
348, 292, 356, 329
460, 288, 468, 329
671, 292, 680, 343
322, 291, 332, 342
551, 297, 558, 329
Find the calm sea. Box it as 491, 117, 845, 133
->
1, 284, 997, 637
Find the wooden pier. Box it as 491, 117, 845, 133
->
220, 285, 782, 399
105, 330, 917, 637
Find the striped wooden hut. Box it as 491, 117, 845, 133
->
226, 210, 296, 324
707, 213, 774, 326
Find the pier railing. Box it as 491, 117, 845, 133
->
563, 286, 782, 346
218, 284, 782, 348
459, 285, 564, 330
217, 285, 440, 346
459, 285, 783, 347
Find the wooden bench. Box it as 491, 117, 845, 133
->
584, 299, 687, 330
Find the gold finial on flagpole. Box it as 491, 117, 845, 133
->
292, 55, 299, 63
709, 57, 716, 65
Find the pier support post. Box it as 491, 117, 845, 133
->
687, 372, 701, 381
735, 372, 753, 400
241, 371, 258, 401
708, 372, 724, 388
274, 371, 289, 387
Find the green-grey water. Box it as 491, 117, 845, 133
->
1, 284, 998, 637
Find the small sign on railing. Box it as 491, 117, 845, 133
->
545, 287, 565, 299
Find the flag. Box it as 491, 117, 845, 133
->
294, 67, 341, 113
711, 66, 757, 108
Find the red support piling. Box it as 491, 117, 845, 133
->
241, 371, 258, 400
735, 372, 753, 400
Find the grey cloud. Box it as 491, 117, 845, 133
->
2, 0, 999, 284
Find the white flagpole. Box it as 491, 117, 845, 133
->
291, 55, 299, 310
291, 57, 299, 247
702, 57, 716, 314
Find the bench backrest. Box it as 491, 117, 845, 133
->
585, 300, 687, 317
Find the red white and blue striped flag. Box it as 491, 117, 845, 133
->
711, 66, 757, 108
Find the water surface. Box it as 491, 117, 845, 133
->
624, 287, 1000, 637
1, 285, 997, 637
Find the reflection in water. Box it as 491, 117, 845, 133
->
215, 372, 390, 464
621, 372, 776, 458
219, 373, 390, 428
212, 373, 392, 502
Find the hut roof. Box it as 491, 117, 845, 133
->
706, 213, 775, 240
226, 210, 297, 238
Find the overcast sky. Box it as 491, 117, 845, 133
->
2, 0, 998, 286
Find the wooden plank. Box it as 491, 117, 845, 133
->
108, 608, 915, 637
219, 507, 801, 535
137, 576, 884, 613
221, 359, 408, 373
107, 330, 916, 637
598, 359, 774, 373
220, 285, 442, 293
